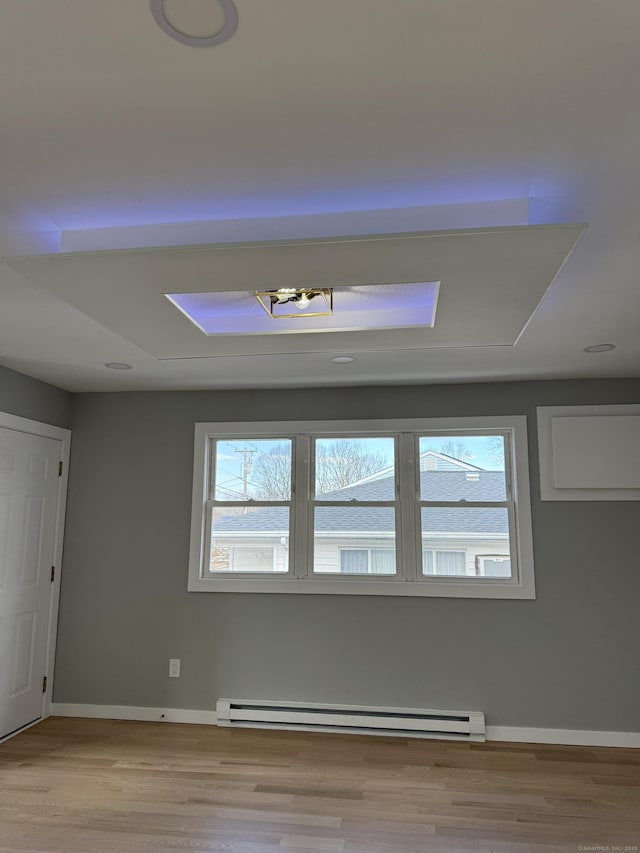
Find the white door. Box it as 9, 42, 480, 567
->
0, 428, 61, 739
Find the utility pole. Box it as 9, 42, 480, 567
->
235, 448, 256, 499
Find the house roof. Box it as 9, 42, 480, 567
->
214, 471, 508, 535
343, 449, 483, 487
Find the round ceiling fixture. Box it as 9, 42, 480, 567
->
104, 362, 133, 370
583, 343, 616, 353
150, 0, 238, 48
330, 356, 355, 364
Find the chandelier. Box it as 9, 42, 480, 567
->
255, 287, 334, 319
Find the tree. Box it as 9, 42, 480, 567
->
436, 440, 475, 462
487, 436, 505, 466
251, 444, 292, 501
252, 440, 388, 500
436, 437, 504, 468
315, 440, 387, 496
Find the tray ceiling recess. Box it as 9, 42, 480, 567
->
5, 225, 585, 361
166, 281, 440, 336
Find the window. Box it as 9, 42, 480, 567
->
476, 555, 512, 578
423, 550, 467, 576
340, 549, 396, 575
188, 417, 535, 598
212, 545, 278, 573
208, 438, 291, 574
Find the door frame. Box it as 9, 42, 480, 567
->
0, 411, 71, 725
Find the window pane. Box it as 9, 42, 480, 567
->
340, 550, 368, 574
314, 437, 395, 500
436, 551, 466, 575
213, 439, 292, 501
423, 550, 434, 574
418, 435, 506, 501
314, 506, 396, 574
421, 507, 511, 577
339, 549, 395, 574
371, 549, 395, 574
423, 550, 466, 576
210, 506, 289, 573
479, 556, 512, 578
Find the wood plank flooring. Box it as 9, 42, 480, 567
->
0, 717, 638, 852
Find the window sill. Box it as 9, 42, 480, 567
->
187, 576, 535, 599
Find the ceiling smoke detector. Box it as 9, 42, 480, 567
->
104, 362, 133, 370
150, 0, 238, 48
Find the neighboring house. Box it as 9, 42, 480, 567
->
347, 448, 483, 486
211, 456, 511, 578
418, 449, 483, 472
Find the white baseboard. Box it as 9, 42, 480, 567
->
486, 725, 640, 748
50, 703, 217, 725
48, 704, 640, 748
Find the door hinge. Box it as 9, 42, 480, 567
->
42, 676, 47, 693
51, 566, 55, 582
58, 460, 63, 476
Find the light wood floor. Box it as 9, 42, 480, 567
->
0, 718, 639, 852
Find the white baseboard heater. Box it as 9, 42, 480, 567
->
216, 699, 485, 742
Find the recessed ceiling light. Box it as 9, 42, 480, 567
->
583, 343, 616, 353
150, 0, 238, 47
104, 362, 133, 370
331, 356, 355, 364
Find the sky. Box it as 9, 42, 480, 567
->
213, 434, 504, 500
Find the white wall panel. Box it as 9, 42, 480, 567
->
538, 406, 640, 500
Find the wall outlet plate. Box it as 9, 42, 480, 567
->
169, 659, 181, 678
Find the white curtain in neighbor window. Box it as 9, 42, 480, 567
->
423, 550, 466, 575
340, 549, 395, 574
340, 550, 368, 573
437, 551, 466, 575
371, 549, 395, 574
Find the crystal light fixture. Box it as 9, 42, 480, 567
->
255, 287, 334, 319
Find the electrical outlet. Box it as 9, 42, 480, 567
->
169, 658, 181, 678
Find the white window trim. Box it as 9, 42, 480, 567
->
187, 416, 535, 599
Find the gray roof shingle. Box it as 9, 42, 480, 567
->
214, 471, 508, 534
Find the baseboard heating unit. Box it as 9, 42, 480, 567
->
216, 699, 485, 742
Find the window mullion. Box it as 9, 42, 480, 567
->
308, 500, 397, 507
207, 436, 216, 500
506, 501, 520, 584
202, 499, 214, 577
503, 429, 515, 501
419, 500, 511, 509
292, 435, 311, 578
398, 432, 418, 581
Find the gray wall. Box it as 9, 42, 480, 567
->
54, 379, 640, 731
0, 364, 71, 428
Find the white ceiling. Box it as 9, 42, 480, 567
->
0, 0, 638, 392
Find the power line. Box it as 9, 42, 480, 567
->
216, 467, 262, 494
235, 448, 257, 498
